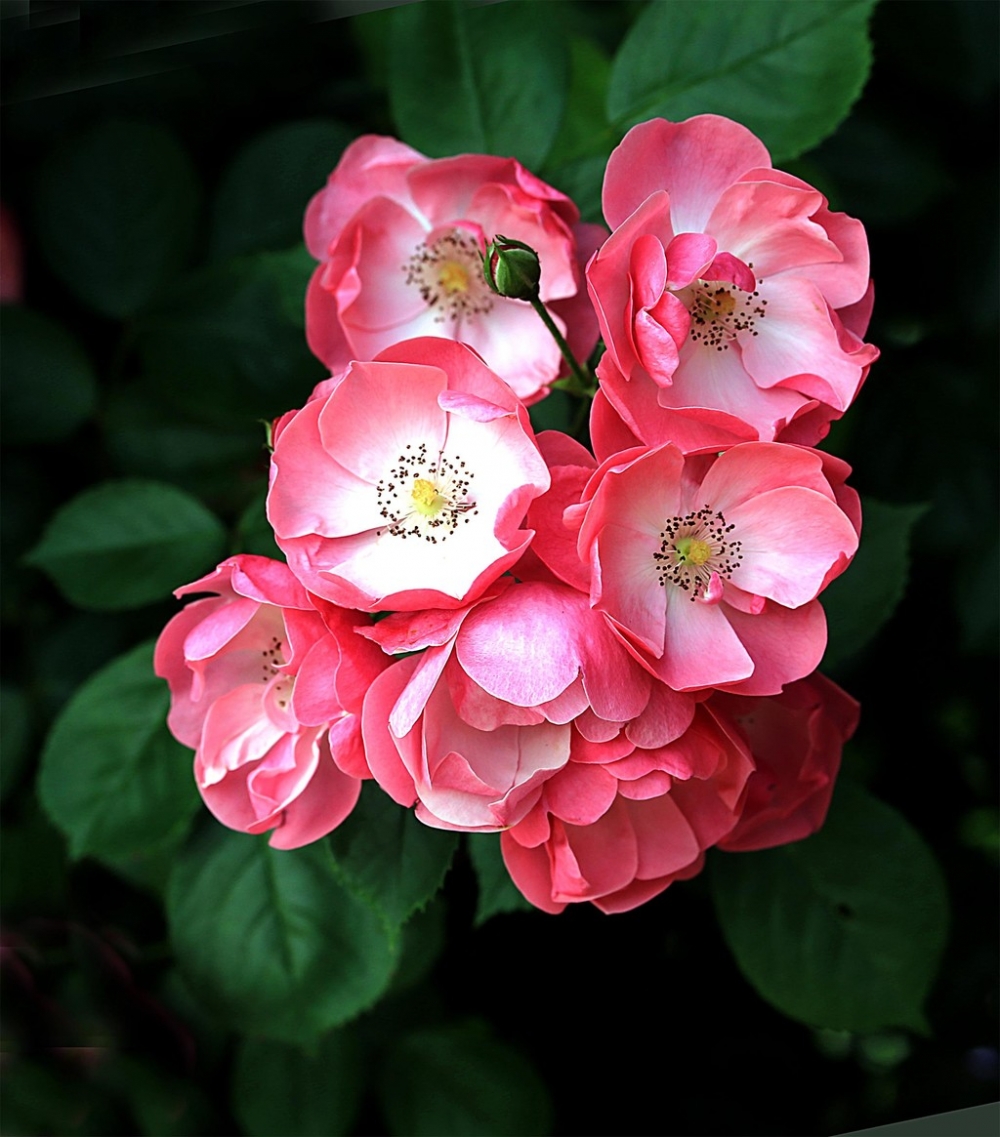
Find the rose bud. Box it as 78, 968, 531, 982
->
483, 234, 542, 301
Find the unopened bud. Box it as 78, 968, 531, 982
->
483, 235, 541, 301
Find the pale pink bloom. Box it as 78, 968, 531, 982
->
304, 135, 603, 403
500, 700, 754, 914
577, 441, 860, 694
267, 338, 551, 613
715, 671, 859, 852
360, 580, 697, 833
154, 555, 387, 848
587, 115, 878, 443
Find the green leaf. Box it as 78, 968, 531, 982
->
167, 828, 397, 1045
210, 120, 355, 260
37, 641, 200, 861
0, 307, 97, 445
34, 118, 199, 318
544, 36, 615, 170
388, 0, 569, 169
135, 251, 323, 424
822, 497, 929, 670
232, 1030, 364, 1137
380, 1019, 553, 1137
468, 834, 532, 926
607, 0, 876, 162
711, 779, 949, 1034
25, 479, 227, 611
103, 387, 261, 505
328, 782, 458, 942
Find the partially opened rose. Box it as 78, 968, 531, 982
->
716, 671, 859, 852
500, 701, 754, 914
267, 338, 550, 613
154, 555, 387, 848
304, 135, 603, 403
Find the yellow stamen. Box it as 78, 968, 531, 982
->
674, 537, 713, 566
438, 261, 469, 294
411, 477, 446, 517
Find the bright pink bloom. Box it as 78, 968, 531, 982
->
500, 701, 754, 914
267, 338, 550, 613
304, 135, 603, 403
715, 671, 859, 852
577, 441, 860, 694
154, 555, 387, 848
360, 580, 697, 833
588, 115, 878, 443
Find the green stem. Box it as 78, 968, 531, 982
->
527, 293, 595, 397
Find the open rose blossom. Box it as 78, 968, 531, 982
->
267, 338, 550, 613
577, 441, 860, 695
154, 555, 387, 848
304, 135, 603, 403
587, 115, 878, 444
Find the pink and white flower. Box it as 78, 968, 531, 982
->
154, 555, 387, 848
361, 579, 696, 833
577, 441, 861, 694
267, 338, 551, 613
304, 135, 603, 403
587, 115, 878, 443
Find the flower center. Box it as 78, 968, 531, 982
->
403, 230, 495, 323
654, 505, 743, 599
680, 273, 768, 351
376, 441, 478, 543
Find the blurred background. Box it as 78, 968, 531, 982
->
1, 2, 996, 1134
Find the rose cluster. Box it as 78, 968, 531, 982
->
156, 115, 872, 914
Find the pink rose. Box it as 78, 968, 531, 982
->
500, 701, 754, 914
587, 115, 878, 443
715, 671, 859, 852
304, 135, 603, 403
577, 441, 861, 694
267, 338, 551, 613
360, 580, 694, 833
154, 555, 388, 848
